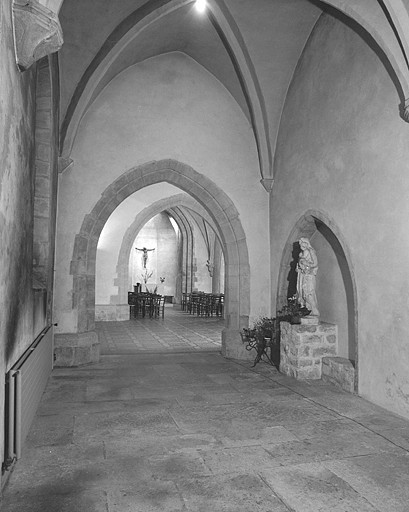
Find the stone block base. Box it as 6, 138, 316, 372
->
222, 328, 253, 361
280, 321, 338, 380
322, 356, 355, 393
54, 331, 100, 367
95, 304, 130, 321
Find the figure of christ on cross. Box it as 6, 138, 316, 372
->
135, 247, 155, 268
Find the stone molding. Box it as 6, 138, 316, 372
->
13, 0, 63, 71
260, 178, 274, 193
403, 98, 409, 123
58, 156, 73, 173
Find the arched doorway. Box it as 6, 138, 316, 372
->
69, 159, 250, 359
111, 193, 222, 309
277, 210, 358, 390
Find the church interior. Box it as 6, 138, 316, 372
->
2, 0, 409, 508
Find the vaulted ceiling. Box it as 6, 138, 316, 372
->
53, 0, 409, 180
57, 0, 322, 179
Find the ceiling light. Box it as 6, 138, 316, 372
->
196, 0, 207, 13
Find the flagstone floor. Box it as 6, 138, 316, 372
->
96, 305, 223, 354
2, 308, 409, 511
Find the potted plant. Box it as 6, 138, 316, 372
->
240, 316, 277, 367
252, 317, 276, 342
277, 295, 310, 324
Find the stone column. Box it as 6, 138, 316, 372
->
280, 321, 337, 380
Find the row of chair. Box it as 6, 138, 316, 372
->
128, 292, 165, 319
181, 292, 224, 317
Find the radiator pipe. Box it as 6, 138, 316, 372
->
7, 371, 16, 460
15, 370, 22, 459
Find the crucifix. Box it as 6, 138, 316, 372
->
135, 247, 155, 268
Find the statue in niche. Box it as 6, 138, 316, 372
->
135, 247, 155, 268
296, 237, 319, 317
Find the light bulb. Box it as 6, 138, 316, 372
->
196, 0, 207, 13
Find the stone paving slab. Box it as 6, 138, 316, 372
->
176, 473, 290, 511
4, 444, 106, 494
324, 453, 409, 512
2, 489, 108, 512
73, 410, 182, 440
106, 482, 183, 512
262, 462, 381, 512
285, 417, 369, 440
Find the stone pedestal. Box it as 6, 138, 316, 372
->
54, 331, 100, 367
280, 321, 337, 380
322, 356, 355, 393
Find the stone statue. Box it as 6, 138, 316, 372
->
296, 237, 319, 317
135, 247, 155, 268
206, 259, 214, 277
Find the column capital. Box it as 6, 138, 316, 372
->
13, 0, 63, 71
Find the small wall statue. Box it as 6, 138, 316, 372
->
296, 237, 319, 317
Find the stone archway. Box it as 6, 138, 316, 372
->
276, 210, 358, 390
69, 159, 250, 359
113, 194, 220, 306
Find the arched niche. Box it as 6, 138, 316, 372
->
276, 211, 358, 388
70, 159, 250, 359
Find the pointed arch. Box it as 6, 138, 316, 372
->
70, 159, 250, 358
114, 194, 219, 306
59, 0, 270, 180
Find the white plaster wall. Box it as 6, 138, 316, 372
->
193, 227, 212, 293
311, 229, 349, 359
95, 183, 180, 304
272, 14, 409, 418
55, 52, 268, 332
130, 213, 178, 295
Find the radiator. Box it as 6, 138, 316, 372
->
4, 324, 54, 464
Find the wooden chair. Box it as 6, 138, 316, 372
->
181, 293, 188, 311
128, 292, 137, 318
215, 294, 224, 317
151, 295, 165, 318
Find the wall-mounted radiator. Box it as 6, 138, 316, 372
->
4, 325, 54, 466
